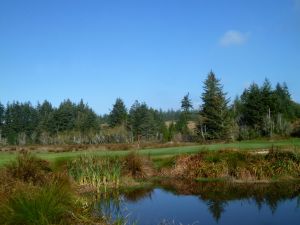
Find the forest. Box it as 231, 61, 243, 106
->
1, 72, 300, 146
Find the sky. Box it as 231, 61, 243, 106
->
0, 0, 299, 114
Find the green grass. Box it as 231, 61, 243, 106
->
0, 138, 300, 167
0, 180, 74, 225
68, 155, 122, 189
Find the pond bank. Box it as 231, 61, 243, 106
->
0, 147, 299, 224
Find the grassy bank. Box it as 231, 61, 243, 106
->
160, 148, 300, 182
1, 145, 300, 224
0, 152, 153, 224
0, 153, 105, 225
0, 138, 300, 167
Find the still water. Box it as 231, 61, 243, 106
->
96, 181, 300, 225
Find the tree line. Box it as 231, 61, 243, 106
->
197, 72, 300, 141
1, 71, 300, 145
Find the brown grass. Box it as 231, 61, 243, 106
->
160, 149, 300, 181
123, 151, 155, 178
0, 142, 194, 153
0, 153, 108, 225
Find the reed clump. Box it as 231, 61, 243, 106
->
67, 155, 122, 190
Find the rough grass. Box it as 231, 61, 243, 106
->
123, 151, 143, 177
67, 155, 122, 190
1, 138, 300, 167
68, 152, 154, 190
5, 153, 52, 185
163, 148, 300, 181
1, 146, 300, 224
0, 178, 74, 225
0, 154, 104, 225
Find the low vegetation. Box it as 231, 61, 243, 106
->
0, 153, 103, 225
0, 144, 299, 225
67, 155, 122, 190
161, 148, 300, 181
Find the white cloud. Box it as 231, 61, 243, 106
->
219, 30, 249, 47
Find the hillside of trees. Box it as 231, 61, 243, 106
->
1, 72, 300, 145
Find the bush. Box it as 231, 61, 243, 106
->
123, 151, 143, 177
6, 152, 51, 185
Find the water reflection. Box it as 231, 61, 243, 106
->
93, 180, 300, 225
124, 186, 154, 202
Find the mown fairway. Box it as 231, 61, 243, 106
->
0, 138, 300, 167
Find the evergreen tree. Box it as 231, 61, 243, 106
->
198, 71, 230, 140
2, 102, 38, 144
240, 83, 262, 130
274, 82, 294, 119
53, 99, 76, 132
177, 93, 193, 134
0, 103, 4, 140
21, 102, 39, 141
168, 122, 176, 141
239, 80, 295, 137
37, 100, 55, 134
232, 96, 242, 121
0, 103, 4, 129
75, 99, 98, 132
181, 93, 193, 114
160, 109, 181, 121
292, 102, 300, 119
108, 98, 127, 127
129, 101, 162, 141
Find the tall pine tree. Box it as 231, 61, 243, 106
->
199, 71, 230, 140
108, 98, 128, 127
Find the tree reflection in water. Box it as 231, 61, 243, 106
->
92, 179, 300, 223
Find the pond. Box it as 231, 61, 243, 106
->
95, 180, 300, 225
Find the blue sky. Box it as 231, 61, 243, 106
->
0, 0, 299, 114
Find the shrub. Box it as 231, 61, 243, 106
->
123, 151, 143, 177
6, 152, 51, 185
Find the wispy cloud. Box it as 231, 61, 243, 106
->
219, 30, 249, 47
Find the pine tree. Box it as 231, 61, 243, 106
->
54, 99, 76, 132
181, 93, 193, 114
240, 83, 262, 130
274, 82, 294, 119
238, 80, 298, 137
37, 100, 55, 134
109, 98, 127, 127
75, 100, 98, 132
2, 101, 38, 144
0, 103, 4, 141
177, 93, 193, 134
0, 103, 4, 128
128, 101, 162, 141
168, 122, 176, 141
198, 71, 230, 140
